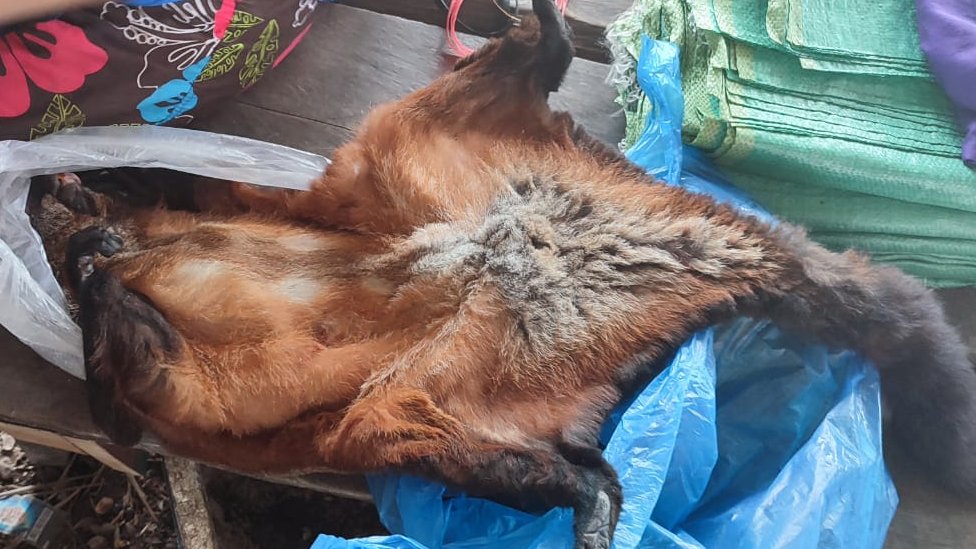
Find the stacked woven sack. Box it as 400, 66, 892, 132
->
607, 0, 976, 287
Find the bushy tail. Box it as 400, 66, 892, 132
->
762, 224, 976, 494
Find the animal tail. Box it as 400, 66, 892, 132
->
759, 223, 976, 494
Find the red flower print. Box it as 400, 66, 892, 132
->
0, 20, 108, 118
0, 41, 29, 117
214, 0, 237, 40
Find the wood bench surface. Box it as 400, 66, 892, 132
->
335, 0, 633, 63
2, 2, 975, 545
191, 4, 625, 152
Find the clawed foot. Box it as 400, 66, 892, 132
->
572, 464, 621, 549
53, 172, 99, 215
66, 226, 124, 287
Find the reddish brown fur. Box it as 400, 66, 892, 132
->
27, 3, 976, 547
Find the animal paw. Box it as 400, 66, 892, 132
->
574, 488, 613, 549
54, 172, 99, 215
67, 226, 125, 284
572, 463, 621, 549
69, 226, 124, 258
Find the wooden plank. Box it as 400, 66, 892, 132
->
0, 328, 101, 438
0, 422, 117, 472
243, 471, 373, 502
883, 286, 976, 548
337, 0, 632, 63
192, 103, 353, 156
884, 440, 976, 549
166, 457, 219, 549
560, 0, 632, 64
68, 438, 143, 477
194, 3, 624, 153
0, 422, 83, 456
0, 421, 141, 476
337, 0, 512, 41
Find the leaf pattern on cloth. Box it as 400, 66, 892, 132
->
100, 0, 221, 89
198, 42, 244, 81
0, 0, 318, 140
223, 10, 264, 43
239, 19, 279, 88
137, 55, 208, 123
293, 0, 317, 28
29, 94, 86, 139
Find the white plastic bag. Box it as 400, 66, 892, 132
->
0, 126, 330, 378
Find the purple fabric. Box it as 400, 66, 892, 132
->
916, 0, 976, 168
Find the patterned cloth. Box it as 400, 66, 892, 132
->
0, 0, 324, 141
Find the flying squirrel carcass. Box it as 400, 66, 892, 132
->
25, 2, 976, 547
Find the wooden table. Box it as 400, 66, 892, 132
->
2, 2, 974, 546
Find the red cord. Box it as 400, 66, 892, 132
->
446, 0, 475, 57
446, 0, 570, 58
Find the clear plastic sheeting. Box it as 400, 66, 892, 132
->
0, 126, 329, 378
311, 38, 897, 549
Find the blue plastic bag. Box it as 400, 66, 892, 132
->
311, 37, 898, 549
621, 40, 684, 184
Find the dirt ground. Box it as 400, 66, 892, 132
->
204, 469, 386, 549
0, 432, 177, 549
0, 432, 387, 549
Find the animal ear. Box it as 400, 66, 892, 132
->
527, 0, 575, 93
451, 0, 575, 94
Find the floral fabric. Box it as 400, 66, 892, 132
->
0, 0, 322, 141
